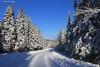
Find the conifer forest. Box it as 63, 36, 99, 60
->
0, 0, 100, 65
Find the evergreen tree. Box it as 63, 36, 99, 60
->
16, 8, 27, 51
73, 0, 100, 63
0, 23, 3, 52
58, 30, 66, 51
66, 13, 73, 51
0, 6, 45, 52
16, 8, 43, 51
58, 0, 100, 64
74, 0, 78, 11
30, 24, 44, 50
1, 6, 16, 52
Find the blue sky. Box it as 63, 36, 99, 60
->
0, 0, 74, 39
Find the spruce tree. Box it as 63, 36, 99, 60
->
58, 30, 66, 51
0, 23, 3, 52
66, 13, 73, 52
72, 0, 100, 63
30, 24, 43, 50
0, 6, 44, 52
16, 8, 43, 51
1, 6, 16, 52
16, 8, 28, 51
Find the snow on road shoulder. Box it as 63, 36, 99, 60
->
49, 51, 99, 67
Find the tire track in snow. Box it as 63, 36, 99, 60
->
28, 51, 51, 67
28, 51, 59, 67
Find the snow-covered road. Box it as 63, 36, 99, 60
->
29, 51, 58, 67
0, 48, 99, 67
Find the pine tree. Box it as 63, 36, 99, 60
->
57, 0, 100, 63
0, 6, 45, 52
0, 23, 3, 52
30, 24, 43, 50
66, 13, 73, 50
16, 8, 43, 51
72, 0, 100, 63
16, 8, 29, 51
58, 30, 66, 51
1, 6, 16, 52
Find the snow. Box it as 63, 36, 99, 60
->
75, 8, 100, 16
0, 48, 99, 67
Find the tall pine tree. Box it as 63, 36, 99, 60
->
1, 6, 16, 52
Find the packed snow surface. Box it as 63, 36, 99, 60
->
0, 48, 99, 67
